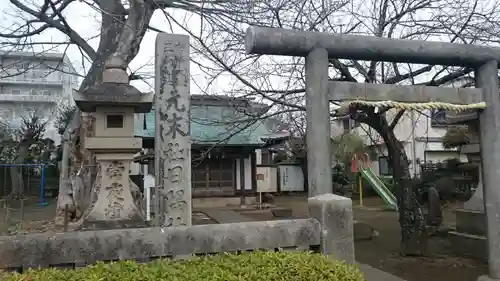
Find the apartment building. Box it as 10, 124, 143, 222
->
332, 109, 465, 178
0, 51, 79, 144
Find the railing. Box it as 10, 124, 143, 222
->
0, 70, 63, 84
0, 193, 355, 270
0, 94, 58, 102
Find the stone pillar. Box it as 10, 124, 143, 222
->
448, 118, 488, 260
465, 167, 484, 209
305, 48, 331, 197
72, 56, 153, 230
308, 193, 355, 264
462, 144, 484, 212
155, 33, 192, 227
477, 60, 500, 281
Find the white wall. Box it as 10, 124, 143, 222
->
236, 156, 252, 190
330, 120, 346, 138
349, 110, 448, 146
130, 162, 141, 175
368, 142, 465, 178
255, 149, 262, 165
333, 110, 467, 177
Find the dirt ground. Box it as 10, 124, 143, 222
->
0, 195, 489, 281
0, 198, 217, 234
244, 195, 487, 281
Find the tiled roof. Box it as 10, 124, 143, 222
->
134, 103, 272, 145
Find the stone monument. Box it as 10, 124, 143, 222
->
73, 56, 153, 229
447, 110, 486, 259
154, 33, 192, 227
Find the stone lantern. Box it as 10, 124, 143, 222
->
446, 110, 486, 259
72, 56, 153, 229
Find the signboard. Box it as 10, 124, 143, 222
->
256, 166, 278, 193
279, 165, 304, 192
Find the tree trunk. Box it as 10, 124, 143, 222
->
8, 166, 22, 199
379, 120, 426, 256
8, 144, 28, 200
352, 107, 426, 256
55, 136, 75, 224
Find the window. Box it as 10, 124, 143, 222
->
431, 109, 447, 127
11, 89, 21, 95
378, 156, 392, 176
342, 118, 350, 132
106, 114, 124, 128
342, 117, 358, 133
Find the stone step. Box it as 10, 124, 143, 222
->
201, 208, 253, 223
448, 230, 486, 260
455, 208, 486, 236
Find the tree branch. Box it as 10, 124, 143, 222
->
8, 0, 97, 60
390, 109, 406, 131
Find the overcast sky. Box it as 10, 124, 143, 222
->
0, 1, 229, 96
2, 0, 497, 146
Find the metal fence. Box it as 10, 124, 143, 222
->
0, 163, 59, 235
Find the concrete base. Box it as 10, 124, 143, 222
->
81, 213, 148, 230
448, 208, 487, 260
357, 263, 407, 281
271, 208, 293, 218
193, 196, 257, 208
477, 275, 500, 281
456, 208, 486, 236
448, 230, 486, 260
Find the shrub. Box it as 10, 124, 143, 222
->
1, 251, 365, 281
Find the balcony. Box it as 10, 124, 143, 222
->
0, 69, 63, 85
0, 94, 58, 103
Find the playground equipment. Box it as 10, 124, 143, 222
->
359, 168, 398, 211
351, 154, 397, 210
0, 163, 49, 206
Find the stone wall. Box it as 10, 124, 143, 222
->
0, 193, 354, 270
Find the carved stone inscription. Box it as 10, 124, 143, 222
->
104, 161, 125, 219
155, 33, 192, 227
81, 158, 145, 228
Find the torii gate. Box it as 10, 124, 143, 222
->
245, 26, 500, 281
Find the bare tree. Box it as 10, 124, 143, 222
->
2, 113, 48, 199
2, 0, 500, 254
180, 0, 500, 255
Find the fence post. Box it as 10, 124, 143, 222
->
38, 165, 48, 206
308, 193, 355, 264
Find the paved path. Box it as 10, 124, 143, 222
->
358, 263, 406, 281
200, 208, 253, 223
200, 207, 406, 280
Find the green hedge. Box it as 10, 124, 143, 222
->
1, 251, 365, 281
